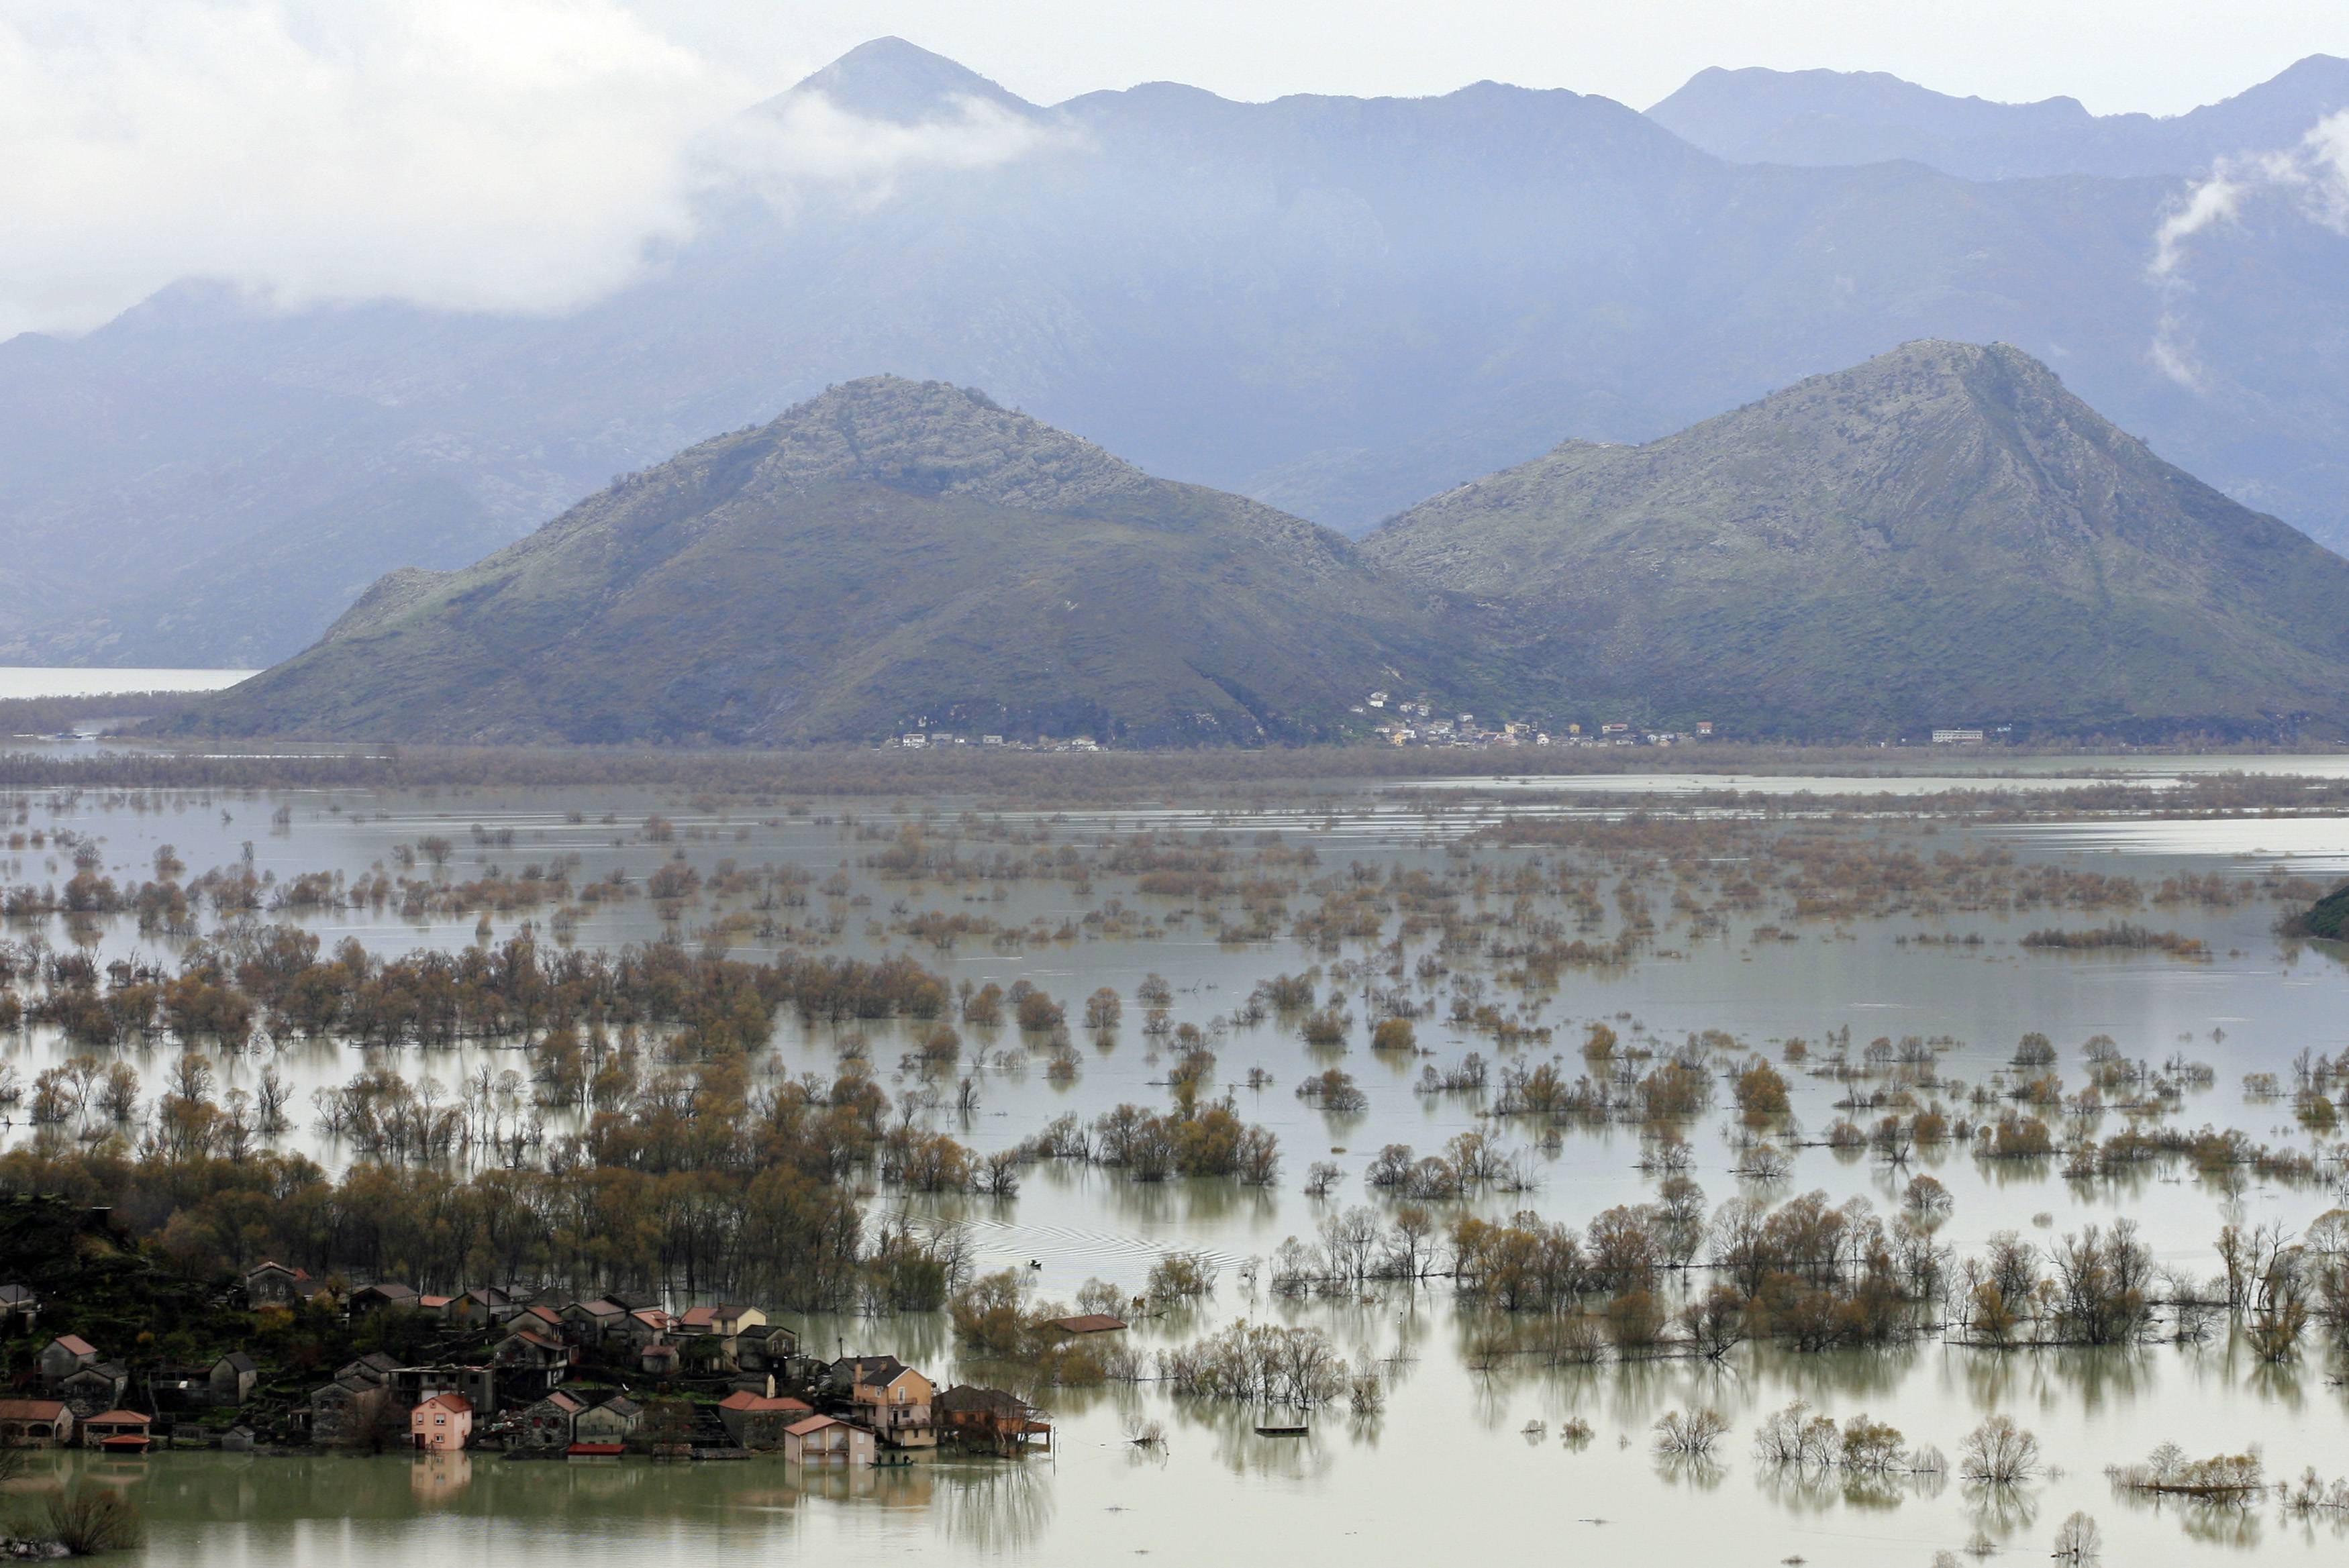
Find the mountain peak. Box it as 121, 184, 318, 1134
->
783, 38, 1036, 124
1366, 339, 2349, 737
744, 375, 1152, 513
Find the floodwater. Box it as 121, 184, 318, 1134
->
0, 667, 253, 701
3, 764, 2348, 1565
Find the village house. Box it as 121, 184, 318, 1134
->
445, 1287, 511, 1328
513, 1390, 585, 1451
0, 1400, 72, 1449
392, 1365, 499, 1418
637, 1343, 681, 1379
781, 1414, 874, 1466
558, 1298, 627, 1346
493, 1329, 572, 1396
242, 1261, 316, 1306
674, 1304, 765, 1339
1044, 1313, 1127, 1336
60, 1361, 130, 1414
715, 1390, 813, 1450
417, 1294, 455, 1318
572, 1395, 642, 1451
936, 1385, 1052, 1455
340, 1352, 401, 1385
410, 1392, 472, 1452
0, 1284, 40, 1335
347, 1283, 421, 1317
619, 1306, 670, 1350
82, 1410, 153, 1453
309, 1375, 391, 1448
506, 1303, 566, 1338
36, 1333, 101, 1388
209, 1351, 260, 1405
734, 1324, 800, 1373
830, 1355, 936, 1449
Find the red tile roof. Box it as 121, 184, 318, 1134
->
717, 1392, 811, 1414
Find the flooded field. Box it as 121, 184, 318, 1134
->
3, 756, 2347, 1565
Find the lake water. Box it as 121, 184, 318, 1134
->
3, 764, 2347, 1565
0, 667, 252, 700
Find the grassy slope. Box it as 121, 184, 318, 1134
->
1366, 340, 2349, 735
195, 380, 1474, 746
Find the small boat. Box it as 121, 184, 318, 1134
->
1254, 1423, 1309, 1437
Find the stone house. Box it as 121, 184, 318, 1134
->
493, 1330, 572, 1396
559, 1298, 627, 1346
619, 1307, 669, 1349
347, 1283, 420, 1316
309, 1375, 391, 1448
82, 1410, 152, 1452
573, 1396, 642, 1448
61, 1361, 130, 1415
410, 1392, 472, 1452
513, 1390, 585, 1451
715, 1391, 813, 1450
36, 1333, 101, 1388
392, 1365, 498, 1418
242, 1262, 315, 1306
209, 1351, 260, 1405
445, 1288, 511, 1328
0, 1399, 72, 1448
735, 1325, 800, 1373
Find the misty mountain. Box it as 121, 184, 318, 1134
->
1647, 55, 2349, 178
189, 377, 1467, 745
1364, 342, 2349, 737
5, 38, 2349, 666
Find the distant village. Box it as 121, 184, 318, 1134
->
884, 693, 1721, 752
1356, 692, 1713, 749
0, 1259, 1064, 1465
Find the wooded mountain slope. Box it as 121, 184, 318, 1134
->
6, 40, 2348, 665
191, 378, 1463, 746
1365, 342, 2349, 737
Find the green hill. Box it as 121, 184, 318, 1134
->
190, 378, 1466, 746
1364, 341, 2349, 738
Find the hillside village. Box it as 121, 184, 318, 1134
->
0, 1200, 1056, 1465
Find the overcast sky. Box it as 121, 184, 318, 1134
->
5, 0, 2347, 339
642, 0, 2349, 116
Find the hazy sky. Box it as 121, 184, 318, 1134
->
5, 0, 2346, 339
641, 0, 2349, 117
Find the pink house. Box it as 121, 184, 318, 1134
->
781, 1414, 875, 1465
410, 1392, 472, 1451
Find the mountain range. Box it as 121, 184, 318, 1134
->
191, 377, 1468, 746
5, 39, 2348, 668
1648, 55, 2349, 178
194, 342, 2349, 745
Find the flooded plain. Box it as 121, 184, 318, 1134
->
3, 758, 2348, 1566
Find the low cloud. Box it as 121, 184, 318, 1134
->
2149, 110, 2349, 388
0, 1, 1057, 339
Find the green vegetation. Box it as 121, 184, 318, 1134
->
185, 377, 1472, 747
1366, 341, 2349, 739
